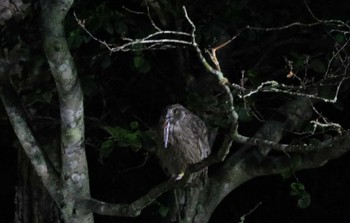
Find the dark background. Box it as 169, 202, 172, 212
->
1, 0, 350, 222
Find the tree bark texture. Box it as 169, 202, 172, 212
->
14, 150, 61, 223
40, 0, 93, 222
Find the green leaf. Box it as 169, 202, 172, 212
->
100, 139, 114, 158
103, 125, 142, 149
123, 132, 138, 144
290, 182, 305, 193
133, 55, 151, 73
129, 121, 139, 130
137, 60, 151, 73
133, 56, 144, 69
292, 53, 306, 69
67, 30, 83, 49
297, 193, 311, 209
279, 169, 293, 180
334, 34, 345, 43
104, 126, 127, 138
246, 69, 257, 78
158, 205, 169, 217
290, 182, 311, 209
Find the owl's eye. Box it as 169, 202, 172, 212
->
173, 109, 181, 117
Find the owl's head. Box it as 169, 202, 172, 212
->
161, 104, 187, 148
165, 104, 187, 124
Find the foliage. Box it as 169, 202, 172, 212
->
101, 121, 155, 158
290, 182, 311, 209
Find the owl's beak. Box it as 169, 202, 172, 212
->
165, 113, 173, 122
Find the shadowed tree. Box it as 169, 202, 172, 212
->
1, 0, 350, 223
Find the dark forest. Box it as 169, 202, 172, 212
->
1, 0, 350, 222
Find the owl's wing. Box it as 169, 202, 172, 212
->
194, 118, 211, 159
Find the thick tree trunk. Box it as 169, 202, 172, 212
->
14, 150, 61, 223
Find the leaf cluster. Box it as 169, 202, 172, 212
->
100, 121, 155, 158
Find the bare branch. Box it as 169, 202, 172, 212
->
324, 38, 350, 77
77, 181, 174, 217
74, 12, 192, 52
182, 6, 229, 85
234, 131, 347, 153
182, 6, 239, 164
144, 0, 161, 31
240, 79, 348, 103
73, 12, 114, 51
254, 132, 350, 176
304, 0, 350, 30
121, 5, 145, 15
239, 202, 262, 223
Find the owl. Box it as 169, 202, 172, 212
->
157, 104, 211, 182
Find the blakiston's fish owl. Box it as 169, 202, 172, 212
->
157, 104, 211, 182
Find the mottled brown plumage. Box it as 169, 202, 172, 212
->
157, 104, 210, 182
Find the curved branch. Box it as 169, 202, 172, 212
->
76, 181, 172, 217
195, 97, 313, 220
252, 132, 350, 176
0, 79, 62, 205
197, 130, 350, 221
40, 0, 92, 221
233, 132, 345, 153
40, 0, 89, 192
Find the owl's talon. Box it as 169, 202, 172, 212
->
168, 172, 185, 184
175, 172, 184, 181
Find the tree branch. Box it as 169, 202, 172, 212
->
77, 181, 172, 217
0, 78, 63, 205
40, 0, 91, 221
183, 6, 238, 164
195, 97, 313, 219
252, 132, 350, 176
